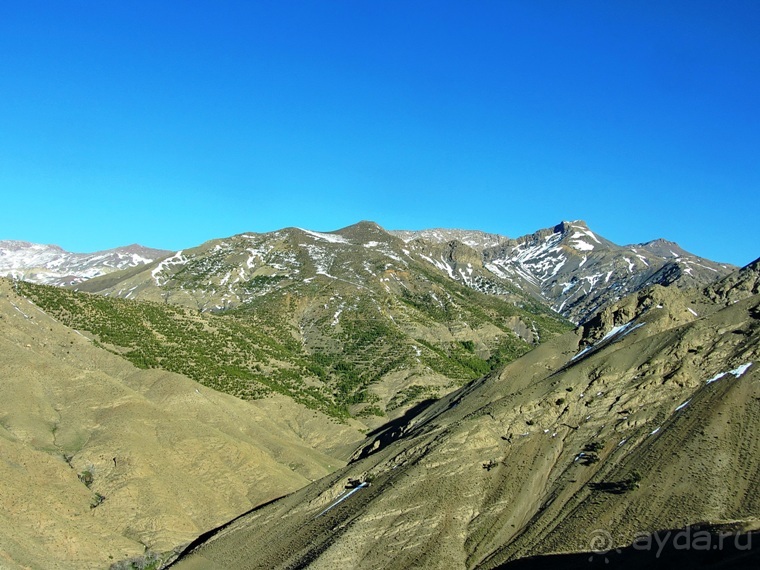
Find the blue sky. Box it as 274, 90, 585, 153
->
1, 1, 758, 265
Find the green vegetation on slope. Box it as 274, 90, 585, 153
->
17, 281, 347, 415
18, 280, 570, 419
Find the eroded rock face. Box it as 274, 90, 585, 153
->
578, 285, 691, 347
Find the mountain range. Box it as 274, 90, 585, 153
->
0, 220, 754, 569
2, 221, 732, 325
392, 221, 732, 323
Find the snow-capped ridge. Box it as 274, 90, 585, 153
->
2, 219, 734, 325
0, 240, 171, 286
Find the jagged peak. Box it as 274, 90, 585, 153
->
555, 219, 589, 233
641, 237, 678, 247
509, 220, 603, 248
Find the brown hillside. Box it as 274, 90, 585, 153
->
0, 279, 363, 569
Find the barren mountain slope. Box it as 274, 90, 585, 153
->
0, 278, 363, 570
174, 259, 759, 570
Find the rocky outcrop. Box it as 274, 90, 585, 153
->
705, 257, 760, 305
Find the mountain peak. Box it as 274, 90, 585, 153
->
0, 239, 65, 253
334, 220, 392, 242
643, 238, 677, 246
389, 228, 509, 249
555, 219, 589, 233
636, 238, 690, 259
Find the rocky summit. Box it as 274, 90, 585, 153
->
0, 222, 751, 570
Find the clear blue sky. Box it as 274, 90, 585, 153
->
1, 1, 758, 265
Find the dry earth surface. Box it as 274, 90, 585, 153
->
0, 279, 365, 569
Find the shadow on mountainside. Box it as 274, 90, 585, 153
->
497, 527, 760, 570
351, 398, 438, 461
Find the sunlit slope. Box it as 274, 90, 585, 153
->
0, 278, 360, 570
174, 259, 759, 570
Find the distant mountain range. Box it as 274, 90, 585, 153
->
1, 221, 734, 423
0, 240, 170, 286
393, 220, 733, 323
1, 220, 734, 324
14, 222, 571, 423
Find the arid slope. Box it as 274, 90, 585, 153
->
0, 278, 363, 569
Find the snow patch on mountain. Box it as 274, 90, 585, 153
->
299, 229, 349, 244
572, 320, 645, 360
706, 362, 753, 384
571, 239, 594, 252
246, 247, 269, 268
152, 251, 188, 286
418, 253, 456, 280
301, 244, 336, 278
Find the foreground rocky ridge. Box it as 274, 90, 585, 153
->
174, 258, 760, 570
